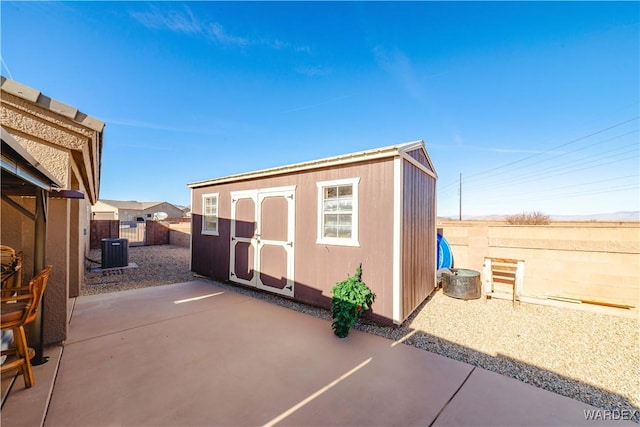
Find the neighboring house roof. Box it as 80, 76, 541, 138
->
96, 200, 183, 212
97, 200, 160, 210
187, 140, 436, 188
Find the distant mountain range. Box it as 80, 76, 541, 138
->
439, 211, 640, 222
548, 211, 640, 222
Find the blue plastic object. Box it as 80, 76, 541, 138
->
437, 233, 454, 269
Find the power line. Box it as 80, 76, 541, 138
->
464, 116, 639, 180
507, 174, 635, 195
437, 117, 640, 214
456, 129, 639, 190
464, 175, 639, 202
460, 144, 639, 193
438, 117, 639, 191
462, 183, 639, 207
499, 184, 639, 203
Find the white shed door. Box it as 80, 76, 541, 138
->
229, 191, 257, 287
230, 186, 295, 297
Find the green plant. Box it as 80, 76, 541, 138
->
331, 264, 375, 338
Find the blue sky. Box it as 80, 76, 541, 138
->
2, 1, 638, 217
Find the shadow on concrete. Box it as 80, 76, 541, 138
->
203, 275, 639, 424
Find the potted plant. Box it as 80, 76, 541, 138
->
330, 264, 375, 338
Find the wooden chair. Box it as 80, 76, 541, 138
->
1, 251, 23, 299
1, 266, 52, 388
483, 258, 524, 307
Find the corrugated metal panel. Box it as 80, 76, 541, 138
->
401, 159, 437, 320
191, 158, 396, 321
406, 148, 433, 172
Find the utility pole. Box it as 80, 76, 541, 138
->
458, 173, 462, 221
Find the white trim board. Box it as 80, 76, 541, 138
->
392, 156, 403, 324
188, 140, 428, 188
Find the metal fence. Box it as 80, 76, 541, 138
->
119, 221, 146, 246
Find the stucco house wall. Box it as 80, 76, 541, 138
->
1, 77, 104, 346
91, 200, 119, 220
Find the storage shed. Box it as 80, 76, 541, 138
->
188, 140, 437, 324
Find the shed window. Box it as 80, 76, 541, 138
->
202, 193, 219, 236
316, 178, 359, 247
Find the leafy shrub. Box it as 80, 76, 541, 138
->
505, 211, 551, 225
331, 264, 376, 338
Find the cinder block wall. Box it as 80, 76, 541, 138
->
145, 221, 170, 246
439, 221, 640, 308
169, 223, 191, 248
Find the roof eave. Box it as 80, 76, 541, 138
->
0, 77, 105, 132
188, 140, 425, 188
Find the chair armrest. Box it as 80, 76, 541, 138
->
1, 294, 32, 303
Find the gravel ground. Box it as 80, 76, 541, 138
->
83, 244, 640, 422
83, 245, 195, 295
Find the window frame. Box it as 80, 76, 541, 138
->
316, 177, 360, 247
201, 193, 219, 236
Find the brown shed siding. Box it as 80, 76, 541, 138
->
401, 159, 437, 319
191, 158, 396, 321
406, 148, 434, 172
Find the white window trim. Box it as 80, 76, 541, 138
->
201, 193, 219, 236
316, 177, 360, 247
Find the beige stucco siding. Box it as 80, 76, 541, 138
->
2, 101, 89, 151
2, 92, 96, 140
10, 133, 71, 188
91, 201, 118, 219
1, 78, 104, 347
1, 87, 102, 204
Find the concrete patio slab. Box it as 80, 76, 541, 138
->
44, 281, 474, 426
2, 280, 633, 426
65, 280, 235, 344
433, 366, 636, 426
1, 346, 62, 427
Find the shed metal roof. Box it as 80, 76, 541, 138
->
188, 140, 435, 188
